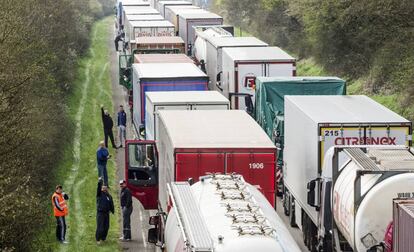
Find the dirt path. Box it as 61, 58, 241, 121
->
107, 23, 156, 252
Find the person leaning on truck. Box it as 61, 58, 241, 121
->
117, 105, 127, 148
119, 180, 133, 241
52, 185, 69, 244
97, 141, 111, 186
96, 178, 114, 245
101, 105, 117, 149
114, 25, 125, 52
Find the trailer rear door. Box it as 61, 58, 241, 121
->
319, 125, 411, 170
175, 153, 225, 181
226, 152, 276, 206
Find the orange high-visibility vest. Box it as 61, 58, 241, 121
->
52, 192, 68, 217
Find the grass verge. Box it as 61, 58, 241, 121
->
34, 17, 120, 252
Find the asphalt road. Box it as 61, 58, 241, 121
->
108, 22, 156, 252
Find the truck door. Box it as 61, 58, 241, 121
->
319, 125, 411, 170
125, 140, 158, 210
175, 153, 225, 182
233, 63, 263, 110
226, 152, 276, 207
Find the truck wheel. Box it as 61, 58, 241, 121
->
302, 213, 308, 245
283, 190, 290, 216
289, 197, 297, 227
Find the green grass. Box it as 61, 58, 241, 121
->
296, 58, 328, 76
35, 17, 120, 252
233, 26, 252, 37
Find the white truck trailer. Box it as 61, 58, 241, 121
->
220, 46, 295, 111
124, 14, 164, 22
193, 26, 233, 64
178, 11, 223, 52
157, 0, 192, 17
125, 20, 175, 44
147, 175, 301, 252
144, 91, 229, 140
283, 95, 413, 252
164, 5, 201, 31
205, 36, 268, 90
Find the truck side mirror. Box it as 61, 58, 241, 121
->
147, 228, 158, 244
245, 95, 253, 115
149, 215, 160, 226
216, 72, 222, 82
307, 178, 320, 210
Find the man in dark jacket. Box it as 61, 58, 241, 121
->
101, 105, 117, 148
96, 178, 114, 244
117, 105, 127, 148
119, 180, 133, 241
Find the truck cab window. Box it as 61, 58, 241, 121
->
127, 143, 157, 186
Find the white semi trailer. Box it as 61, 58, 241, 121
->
147, 174, 301, 252
283, 95, 413, 252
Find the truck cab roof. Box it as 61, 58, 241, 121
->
133, 63, 207, 79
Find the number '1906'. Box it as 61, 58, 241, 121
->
249, 163, 264, 169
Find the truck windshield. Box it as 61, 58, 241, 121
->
129, 144, 155, 168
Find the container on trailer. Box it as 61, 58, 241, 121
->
157, 0, 192, 17
134, 53, 193, 64
393, 199, 414, 252
157, 110, 277, 211
283, 95, 412, 250
122, 6, 160, 26
164, 6, 202, 31
160, 176, 301, 252
220, 47, 296, 110
178, 11, 223, 51
132, 63, 208, 127
254, 77, 346, 165
193, 26, 233, 64
126, 20, 175, 43
118, 0, 151, 26
132, 36, 185, 53
125, 14, 164, 22
144, 91, 229, 140
205, 37, 268, 90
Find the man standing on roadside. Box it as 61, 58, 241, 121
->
97, 141, 111, 186
101, 105, 117, 149
96, 178, 114, 245
52, 185, 69, 244
119, 180, 132, 241
117, 105, 127, 148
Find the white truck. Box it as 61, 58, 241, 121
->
124, 14, 164, 22
205, 36, 269, 90
219, 46, 296, 111
193, 26, 233, 64
125, 20, 175, 44
122, 6, 160, 27
178, 11, 223, 52
283, 95, 413, 252
147, 175, 301, 252
144, 91, 229, 140
157, 0, 192, 17
164, 5, 201, 30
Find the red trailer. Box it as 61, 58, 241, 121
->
125, 110, 277, 211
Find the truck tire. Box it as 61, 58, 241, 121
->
289, 197, 297, 227
283, 190, 290, 216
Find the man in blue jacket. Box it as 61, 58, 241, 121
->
117, 105, 127, 148
97, 141, 111, 186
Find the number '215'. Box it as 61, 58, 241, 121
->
324, 130, 339, 136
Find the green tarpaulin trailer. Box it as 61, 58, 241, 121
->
254, 76, 346, 168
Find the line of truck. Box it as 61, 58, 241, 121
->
114, 0, 414, 251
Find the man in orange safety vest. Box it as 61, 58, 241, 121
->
52, 185, 69, 244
